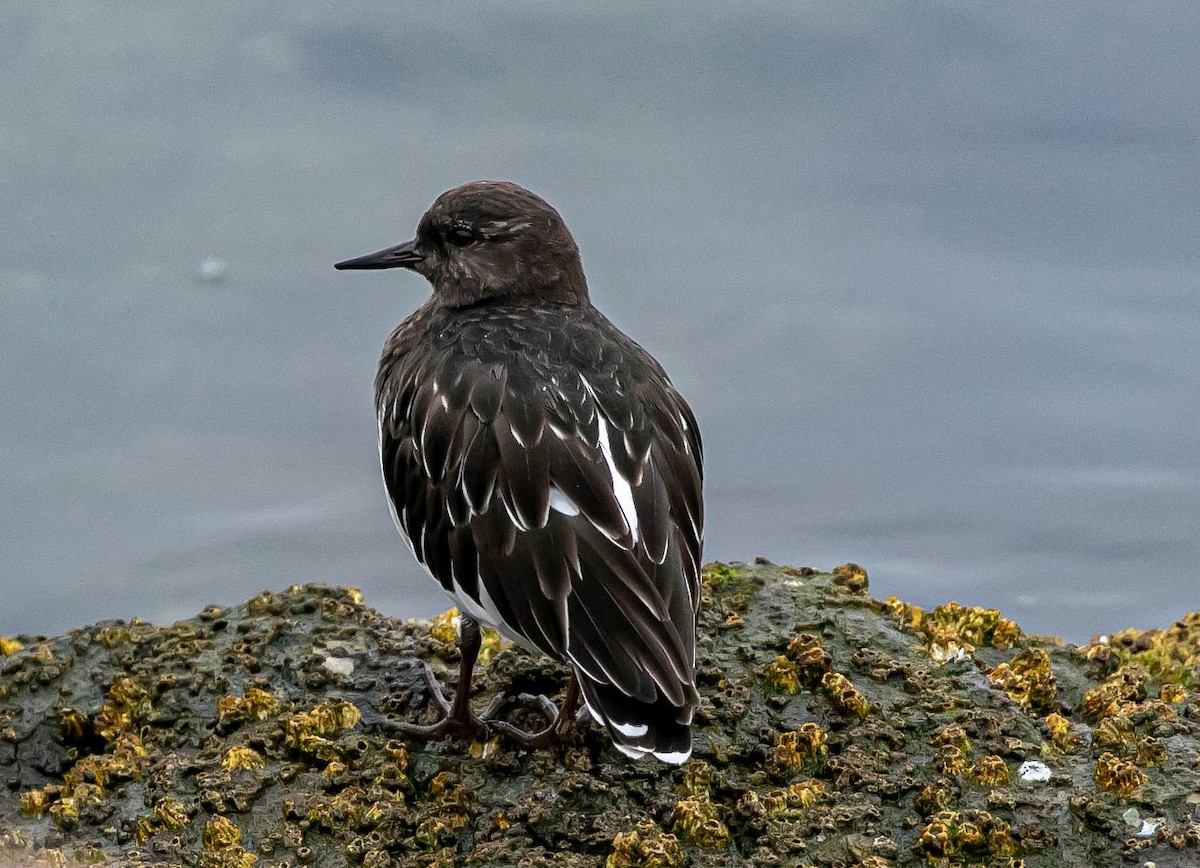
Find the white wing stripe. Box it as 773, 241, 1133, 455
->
579, 375, 640, 545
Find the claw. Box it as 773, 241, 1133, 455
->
487, 675, 586, 749
515, 692, 561, 719
479, 691, 509, 720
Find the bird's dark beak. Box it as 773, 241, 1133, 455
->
334, 239, 422, 271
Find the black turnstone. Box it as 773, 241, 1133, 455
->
336, 181, 703, 763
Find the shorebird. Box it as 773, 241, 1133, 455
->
336, 181, 703, 762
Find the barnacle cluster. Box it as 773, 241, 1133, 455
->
766, 628, 862, 708
1102, 611, 1200, 686
773, 723, 828, 771
988, 648, 1057, 713
883, 597, 1021, 659
216, 688, 280, 725
1094, 752, 1147, 797
671, 793, 730, 850
284, 698, 362, 760
784, 778, 828, 808
933, 724, 972, 776
93, 675, 151, 740
200, 815, 256, 868
914, 809, 1018, 861
1082, 666, 1146, 723
606, 820, 684, 868
785, 633, 834, 687
700, 562, 740, 588
20, 676, 152, 829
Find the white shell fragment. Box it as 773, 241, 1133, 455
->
1017, 760, 1052, 783
321, 656, 355, 677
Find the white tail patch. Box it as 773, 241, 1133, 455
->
652, 749, 691, 764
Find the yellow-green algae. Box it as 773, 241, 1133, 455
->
0, 566, 1199, 867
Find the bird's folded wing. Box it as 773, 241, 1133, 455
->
378, 351, 703, 694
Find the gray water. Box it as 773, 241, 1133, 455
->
2, 3, 1198, 643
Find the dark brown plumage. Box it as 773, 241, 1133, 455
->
337, 181, 703, 762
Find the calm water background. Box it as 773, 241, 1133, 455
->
2, 3, 1198, 642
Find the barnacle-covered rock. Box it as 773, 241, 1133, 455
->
1, 566, 1199, 867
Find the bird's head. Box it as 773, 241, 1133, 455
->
336, 180, 589, 308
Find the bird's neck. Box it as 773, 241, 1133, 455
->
436, 264, 590, 308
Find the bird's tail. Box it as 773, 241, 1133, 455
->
575, 670, 697, 764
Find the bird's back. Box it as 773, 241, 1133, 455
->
376, 299, 704, 761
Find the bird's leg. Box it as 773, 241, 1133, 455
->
489, 671, 586, 748
376, 615, 495, 742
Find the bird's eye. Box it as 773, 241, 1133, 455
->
446, 226, 475, 247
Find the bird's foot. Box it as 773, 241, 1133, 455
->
373, 663, 505, 743
488, 692, 590, 748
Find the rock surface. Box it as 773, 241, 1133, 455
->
2, 561, 1199, 867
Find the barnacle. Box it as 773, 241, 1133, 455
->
1043, 712, 1080, 752
18, 787, 52, 817
1160, 682, 1187, 703
763, 656, 801, 694
933, 724, 971, 755
1092, 715, 1135, 752
831, 562, 869, 592
1094, 752, 1147, 796
971, 755, 1010, 786
1134, 736, 1167, 767
679, 759, 711, 796
154, 798, 190, 830
914, 785, 949, 817
821, 671, 870, 718
201, 815, 256, 868
786, 779, 827, 807
221, 746, 266, 771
